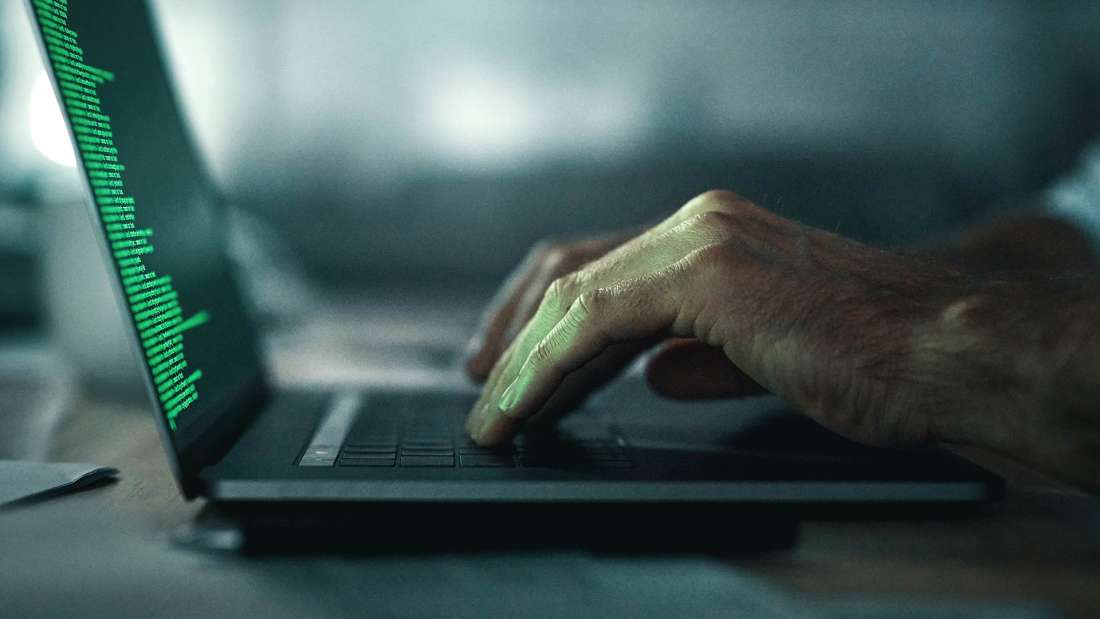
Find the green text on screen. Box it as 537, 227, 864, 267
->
30, 0, 263, 435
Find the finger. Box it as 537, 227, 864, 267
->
477, 269, 683, 444
468, 237, 616, 380
504, 255, 564, 344
473, 229, 712, 437
464, 246, 545, 380
644, 338, 765, 400
465, 317, 531, 435
524, 339, 653, 429
465, 305, 518, 381
502, 233, 643, 345
467, 193, 752, 440
465, 309, 559, 436
469, 214, 737, 441
502, 230, 660, 346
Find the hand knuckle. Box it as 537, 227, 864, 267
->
677, 195, 708, 219
687, 190, 754, 217
685, 242, 734, 276
575, 288, 607, 316
543, 276, 565, 304
686, 210, 735, 236
543, 274, 577, 311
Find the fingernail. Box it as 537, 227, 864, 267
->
498, 378, 521, 413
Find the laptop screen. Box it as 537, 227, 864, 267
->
29, 0, 264, 439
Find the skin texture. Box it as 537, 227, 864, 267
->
464, 191, 1100, 491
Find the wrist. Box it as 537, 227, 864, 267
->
917, 276, 1100, 489
1028, 294, 1100, 489
912, 282, 1046, 456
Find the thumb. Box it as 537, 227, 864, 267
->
644, 338, 766, 400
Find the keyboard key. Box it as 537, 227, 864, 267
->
459, 453, 515, 467
339, 456, 396, 467
401, 448, 455, 457
341, 452, 395, 460
343, 446, 398, 456
458, 447, 505, 456
400, 455, 455, 467
299, 445, 338, 467
299, 455, 336, 467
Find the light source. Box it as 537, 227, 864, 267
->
29, 70, 75, 168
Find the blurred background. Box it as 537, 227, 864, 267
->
2, 0, 1100, 397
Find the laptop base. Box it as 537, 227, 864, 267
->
199, 389, 1004, 505
179, 501, 802, 555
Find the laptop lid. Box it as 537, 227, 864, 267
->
26, 0, 269, 497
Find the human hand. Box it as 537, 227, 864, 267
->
464, 225, 766, 430
464, 233, 632, 381
465, 190, 1029, 457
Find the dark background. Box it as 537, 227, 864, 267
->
2, 0, 1099, 299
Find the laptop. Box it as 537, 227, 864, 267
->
26, 0, 1002, 510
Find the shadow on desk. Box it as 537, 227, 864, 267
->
180, 501, 801, 556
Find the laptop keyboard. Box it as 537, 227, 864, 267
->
302, 392, 633, 470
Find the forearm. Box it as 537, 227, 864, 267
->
1031, 279, 1100, 491
919, 273, 1100, 491
466, 189, 1100, 491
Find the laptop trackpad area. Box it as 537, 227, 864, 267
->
591, 374, 955, 469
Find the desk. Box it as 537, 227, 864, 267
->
2, 332, 1099, 618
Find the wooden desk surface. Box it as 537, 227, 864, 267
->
2, 339, 1099, 617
